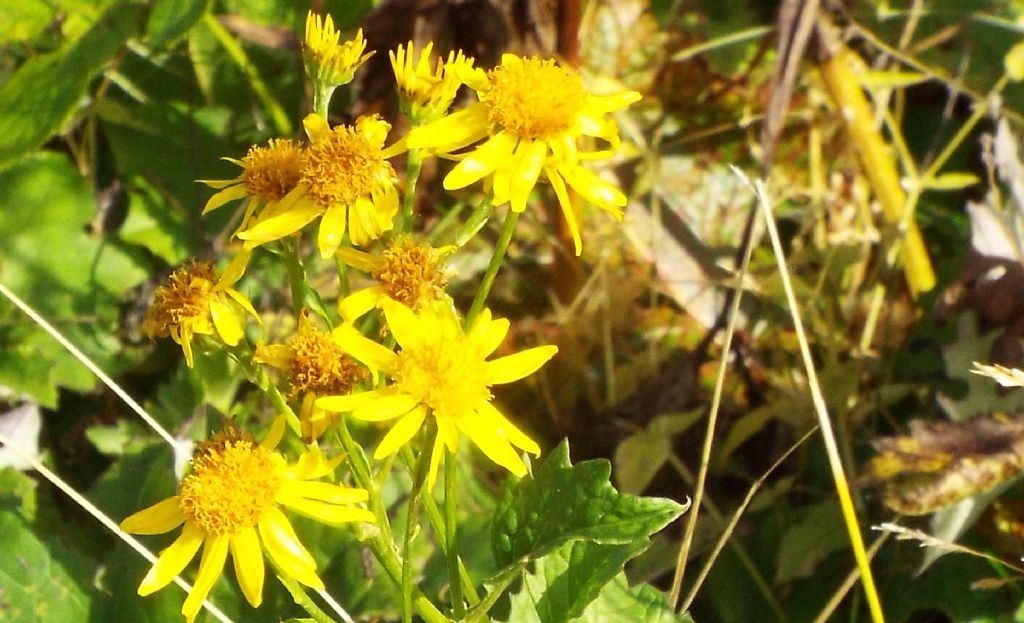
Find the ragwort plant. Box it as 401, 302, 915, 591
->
113, 12, 687, 623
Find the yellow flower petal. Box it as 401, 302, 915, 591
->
303, 112, 332, 142
202, 183, 248, 214
138, 521, 204, 596
558, 163, 626, 214
484, 345, 558, 385
219, 249, 251, 287
509, 138, 547, 213
353, 391, 418, 422
427, 433, 445, 490
253, 343, 292, 369
318, 204, 348, 258
470, 315, 510, 359
443, 131, 518, 190
209, 299, 243, 346
229, 527, 264, 608
331, 324, 398, 371
224, 288, 260, 322
406, 102, 490, 152
335, 246, 375, 272
477, 400, 541, 455
316, 388, 387, 414
261, 415, 286, 451
258, 506, 324, 590
380, 298, 421, 351
276, 494, 376, 526
546, 168, 582, 255
374, 406, 427, 458
338, 286, 384, 323
237, 195, 322, 247
587, 90, 642, 113
458, 413, 527, 476
181, 534, 229, 623
280, 480, 369, 504
120, 496, 186, 535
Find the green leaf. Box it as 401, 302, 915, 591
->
0, 153, 149, 405
0, 0, 55, 44
504, 540, 649, 623
0, 4, 144, 169
774, 501, 849, 583
146, 0, 208, 47
492, 440, 687, 568
614, 410, 701, 494
0, 512, 92, 622
570, 574, 692, 623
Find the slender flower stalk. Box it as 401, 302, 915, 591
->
121, 418, 374, 622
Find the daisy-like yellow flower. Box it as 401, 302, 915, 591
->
390, 41, 474, 123
317, 299, 557, 486
335, 237, 454, 323
199, 139, 306, 234
121, 418, 374, 623
403, 54, 641, 255
254, 310, 369, 440
237, 113, 400, 257
144, 251, 258, 368
303, 11, 373, 88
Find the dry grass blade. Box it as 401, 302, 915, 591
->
739, 169, 887, 623
971, 362, 1024, 388
873, 522, 1024, 575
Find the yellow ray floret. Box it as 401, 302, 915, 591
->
303, 11, 373, 88
121, 418, 374, 623
317, 299, 556, 487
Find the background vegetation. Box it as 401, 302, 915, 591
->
5, 0, 1024, 621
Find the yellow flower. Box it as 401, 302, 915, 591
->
303, 11, 372, 88
254, 310, 369, 440
144, 251, 259, 368
199, 139, 306, 234
237, 113, 400, 257
403, 54, 641, 255
335, 237, 454, 323
317, 299, 557, 486
390, 41, 474, 123
121, 418, 374, 623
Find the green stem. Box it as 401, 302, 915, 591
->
334, 420, 451, 623
276, 572, 339, 623
231, 343, 302, 436
445, 449, 465, 618
313, 84, 336, 120
399, 446, 480, 606
334, 254, 352, 297
402, 148, 423, 232
464, 564, 522, 623
282, 241, 306, 320
452, 196, 494, 248
403, 430, 435, 623
466, 208, 519, 326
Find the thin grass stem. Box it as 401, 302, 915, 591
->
0, 281, 179, 450
668, 189, 760, 609
744, 171, 886, 623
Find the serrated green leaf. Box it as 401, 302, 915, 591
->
0, 512, 92, 622
146, 0, 207, 47
569, 573, 692, 623
504, 540, 648, 623
492, 440, 687, 568
0, 4, 143, 169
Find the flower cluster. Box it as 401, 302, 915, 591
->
130, 9, 638, 622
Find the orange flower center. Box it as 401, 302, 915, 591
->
484, 58, 586, 140
289, 319, 367, 397
144, 261, 217, 339
178, 429, 282, 535
372, 239, 449, 310
302, 126, 394, 208
240, 139, 305, 201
